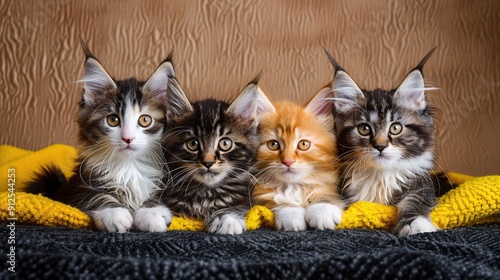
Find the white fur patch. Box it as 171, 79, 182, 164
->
133, 206, 172, 232
90, 207, 133, 233
344, 151, 434, 204
398, 216, 437, 236
272, 184, 311, 207
208, 213, 246, 235
82, 142, 164, 210
274, 206, 307, 231
305, 203, 343, 230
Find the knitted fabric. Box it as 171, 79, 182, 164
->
1, 144, 498, 231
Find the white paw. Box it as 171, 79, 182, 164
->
305, 203, 343, 230
208, 213, 246, 235
274, 206, 307, 231
399, 216, 437, 236
90, 207, 133, 233
133, 206, 172, 232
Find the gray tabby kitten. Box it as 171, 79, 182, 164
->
160, 80, 268, 234
29, 43, 174, 233
324, 48, 438, 235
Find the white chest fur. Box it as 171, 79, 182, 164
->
87, 155, 163, 210
343, 169, 404, 204
343, 151, 433, 205
273, 183, 311, 207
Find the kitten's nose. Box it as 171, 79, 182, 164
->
122, 138, 133, 144
283, 160, 294, 167
202, 161, 215, 169
374, 144, 387, 153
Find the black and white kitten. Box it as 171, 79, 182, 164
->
29, 43, 174, 233
160, 80, 267, 234
324, 48, 438, 235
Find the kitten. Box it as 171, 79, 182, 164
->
28, 42, 173, 233
252, 89, 344, 231
160, 80, 267, 234
323, 47, 438, 235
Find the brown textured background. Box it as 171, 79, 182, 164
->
1, 1, 499, 176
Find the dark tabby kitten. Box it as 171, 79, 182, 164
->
160, 80, 268, 234
323, 48, 438, 235
29, 43, 174, 232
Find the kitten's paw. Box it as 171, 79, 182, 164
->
90, 207, 133, 233
305, 203, 343, 230
274, 206, 307, 231
398, 216, 437, 236
208, 213, 246, 235
133, 206, 172, 232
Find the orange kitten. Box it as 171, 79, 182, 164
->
253, 88, 344, 231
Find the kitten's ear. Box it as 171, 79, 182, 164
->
166, 78, 193, 118
305, 87, 334, 117
332, 70, 364, 113
79, 41, 116, 105
227, 82, 274, 124
144, 54, 192, 118
323, 47, 364, 113
394, 48, 436, 111
394, 70, 426, 110
306, 87, 335, 127
143, 55, 176, 102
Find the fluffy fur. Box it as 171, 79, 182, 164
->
323, 47, 438, 235
252, 89, 344, 231
160, 82, 266, 234
28, 42, 174, 232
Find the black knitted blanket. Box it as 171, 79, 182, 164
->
2, 224, 499, 279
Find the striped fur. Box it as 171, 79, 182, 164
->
31, 44, 174, 232
161, 83, 262, 234
324, 48, 438, 235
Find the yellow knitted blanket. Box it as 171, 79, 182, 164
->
1, 144, 498, 231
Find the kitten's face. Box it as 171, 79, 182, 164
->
336, 89, 434, 169
257, 101, 337, 184
164, 99, 259, 187
77, 52, 173, 160
78, 82, 165, 158
328, 54, 436, 171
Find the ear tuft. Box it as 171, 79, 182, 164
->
80, 39, 96, 60
322, 46, 345, 73
414, 46, 437, 73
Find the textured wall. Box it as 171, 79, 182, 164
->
1, 0, 499, 176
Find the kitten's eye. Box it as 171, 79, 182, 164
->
218, 138, 233, 151
357, 124, 371, 136
297, 140, 311, 151
106, 115, 120, 127
389, 123, 403, 135
138, 115, 153, 127
186, 138, 199, 151
267, 140, 280, 151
